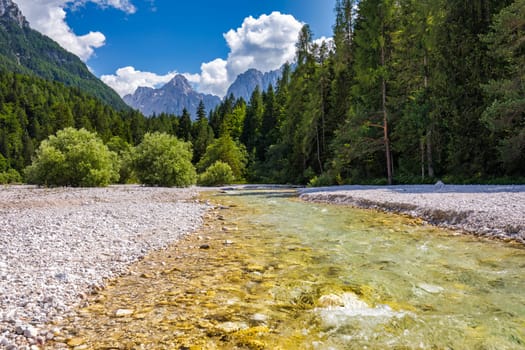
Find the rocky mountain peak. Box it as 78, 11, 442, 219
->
123, 75, 220, 118
0, 0, 29, 28
226, 67, 283, 102
166, 75, 193, 94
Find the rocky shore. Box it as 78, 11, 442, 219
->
0, 186, 208, 350
300, 184, 525, 243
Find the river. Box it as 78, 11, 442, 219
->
54, 189, 525, 349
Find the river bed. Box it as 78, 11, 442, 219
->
51, 189, 525, 349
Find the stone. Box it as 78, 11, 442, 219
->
23, 326, 38, 338
199, 244, 210, 250
66, 337, 85, 347
114, 309, 134, 317
250, 313, 268, 324
14, 325, 25, 335
0, 336, 10, 346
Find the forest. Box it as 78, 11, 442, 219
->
1, 0, 524, 185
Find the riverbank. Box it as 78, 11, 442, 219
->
0, 185, 208, 349
300, 184, 525, 243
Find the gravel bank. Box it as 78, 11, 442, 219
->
0, 185, 208, 349
300, 184, 525, 243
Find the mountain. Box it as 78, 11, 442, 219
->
123, 75, 221, 118
0, 0, 127, 110
226, 67, 283, 102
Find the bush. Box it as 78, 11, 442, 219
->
133, 132, 196, 187
25, 128, 119, 187
197, 134, 247, 179
308, 172, 336, 187
106, 136, 137, 184
198, 161, 235, 186
0, 169, 22, 184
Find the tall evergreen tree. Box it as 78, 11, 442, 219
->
433, 0, 512, 177
177, 108, 192, 142
482, 0, 525, 175
241, 86, 264, 158
333, 0, 397, 184
391, 0, 444, 180
192, 101, 214, 163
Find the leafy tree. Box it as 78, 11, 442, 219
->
133, 132, 196, 187
0, 168, 22, 184
25, 127, 119, 187
197, 134, 247, 179
198, 161, 235, 186
106, 136, 136, 184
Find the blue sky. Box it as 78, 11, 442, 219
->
15, 0, 336, 97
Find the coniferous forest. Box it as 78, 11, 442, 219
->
1, 0, 524, 185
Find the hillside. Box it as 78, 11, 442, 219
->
0, 0, 128, 110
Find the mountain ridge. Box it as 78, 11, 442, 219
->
0, 0, 128, 110
225, 67, 283, 102
123, 75, 221, 119
124, 67, 285, 117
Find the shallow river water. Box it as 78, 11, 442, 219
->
54, 190, 525, 349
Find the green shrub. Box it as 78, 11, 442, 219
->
308, 172, 336, 187
133, 132, 196, 187
25, 128, 119, 187
197, 134, 247, 179
198, 161, 235, 186
0, 169, 22, 184
107, 136, 137, 184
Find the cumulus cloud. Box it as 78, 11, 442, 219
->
100, 66, 176, 96
103, 11, 303, 97
198, 59, 229, 97
14, 0, 135, 61
222, 11, 303, 82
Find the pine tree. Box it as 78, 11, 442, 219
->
482, 0, 525, 175
333, 0, 398, 184
192, 101, 214, 163
433, 0, 512, 178
241, 86, 264, 158
177, 108, 193, 142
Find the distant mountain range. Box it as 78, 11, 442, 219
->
0, 0, 127, 110
225, 67, 283, 102
123, 75, 221, 118
124, 67, 285, 118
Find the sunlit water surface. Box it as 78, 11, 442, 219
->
54, 190, 525, 349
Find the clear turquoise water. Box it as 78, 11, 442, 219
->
220, 190, 525, 349
58, 190, 525, 349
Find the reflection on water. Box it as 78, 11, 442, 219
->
53, 190, 525, 349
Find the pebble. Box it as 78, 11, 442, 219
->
300, 185, 525, 242
0, 185, 209, 348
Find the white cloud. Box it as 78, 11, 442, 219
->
100, 66, 176, 96
198, 59, 229, 97
103, 11, 303, 98
222, 11, 303, 82
14, 0, 135, 61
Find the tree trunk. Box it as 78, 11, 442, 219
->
421, 138, 425, 180
316, 123, 323, 173
423, 51, 434, 178
426, 129, 434, 178
381, 45, 393, 185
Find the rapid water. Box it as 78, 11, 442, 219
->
55, 190, 525, 349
